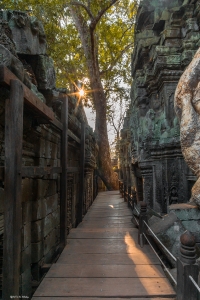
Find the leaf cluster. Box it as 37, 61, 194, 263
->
0, 0, 138, 122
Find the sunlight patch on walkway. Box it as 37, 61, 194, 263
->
124, 232, 151, 264
109, 205, 114, 208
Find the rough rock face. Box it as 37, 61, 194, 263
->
119, 0, 200, 213
175, 47, 200, 206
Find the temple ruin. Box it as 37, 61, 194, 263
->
0, 10, 98, 298
119, 0, 200, 212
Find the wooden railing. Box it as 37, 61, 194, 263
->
0, 66, 96, 299
119, 182, 200, 300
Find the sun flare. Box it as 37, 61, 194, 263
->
79, 89, 85, 97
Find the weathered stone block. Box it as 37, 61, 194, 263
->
45, 193, 58, 215
34, 138, 45, 158
20, 268, 32, 298
32, 199, 46, 221
22, 201, 32, 225
21, 245, 31, 273
57, 142, 61, 159
169, 203, 200, 220
57, 159, 61, 167
22, 178, 33, 202
47, 181, 57, 197
32, 240, 44, 263
45, 140, 52, 159
44, 245, 57, 264
37, 158, 57, 167
5, 11, 47, 55
33, 55, 56, 90
32, 219, 45, 242
170, 203, 200, 243
44, 229, 56, 255
33, 179, 49, 200
52, 208, 60, 227
32, 193, 59, 221
44, 213, 54, 237
51, 142, 58, 160
22, 222, 31, 250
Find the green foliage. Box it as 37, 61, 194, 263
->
0, 0, 137, 120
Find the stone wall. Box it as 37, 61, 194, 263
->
0, 10, 98, 298
119, 0, 200, 213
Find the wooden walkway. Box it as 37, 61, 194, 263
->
32, 191, 176, 300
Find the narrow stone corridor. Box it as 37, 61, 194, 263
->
32, 191, 176, 299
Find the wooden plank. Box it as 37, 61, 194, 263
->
21, 166, 62, 177
50, 118, 63, 131
0, 65, 63, 131
68, 129, 80, 143
68, 228, 138, 239
33, 277, 176, 297
46, 263, 166, 278
0, 65, 54, 121
60, 97, 68, 247
32, 191, 175, 299
77, 122, 85, 223
3, 80, 24, 298
57, 252, 160, 265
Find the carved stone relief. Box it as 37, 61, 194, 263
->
120, 0, 199, 212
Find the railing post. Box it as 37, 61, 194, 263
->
128, 186, 131, 208
121, 182, 124, 198
119, 180, 123, 196
177, 231, 199, 300
132, 190, 137, 208
124, 184, 127, 202
138, 202, 147, 247
77, 122, 85, 223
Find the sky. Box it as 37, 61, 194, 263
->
84, 106, 116, 143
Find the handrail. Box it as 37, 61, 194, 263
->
189, 275, 200, 293
130, 196, 200, 300
133, 215, 139, 226
134, 206, 140, 215
143, 233, 177, 286
143, 220, 177, 262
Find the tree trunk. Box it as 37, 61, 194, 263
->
70, 6, 117, 190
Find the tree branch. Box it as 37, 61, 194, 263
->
100, 42, 134, 76
90, 0, 119, 30
69, 1, 94, 19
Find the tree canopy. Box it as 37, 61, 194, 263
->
0, 0, 138, 189
1, 0, 137, 106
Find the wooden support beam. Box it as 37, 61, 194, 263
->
77, 122, 85, 224
0, 166, 4, 181
3, 80, 24, 299
0, 65, 63, 130
60, 97, 68, 248
68, 129, 80, 144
